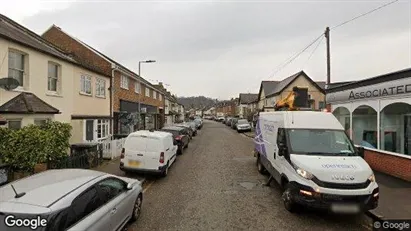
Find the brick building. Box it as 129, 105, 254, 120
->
42, 25, 165, 136
215, 99, 237, 116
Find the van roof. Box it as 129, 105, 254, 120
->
260, 111, 343, 130
128, 130, 172, 138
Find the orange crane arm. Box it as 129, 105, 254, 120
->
273, 91, 297, 111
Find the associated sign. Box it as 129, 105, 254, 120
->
326, 77, 411, 103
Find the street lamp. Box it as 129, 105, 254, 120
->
137, 60, 156, 130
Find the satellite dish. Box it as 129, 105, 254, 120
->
0, 78, 20, 90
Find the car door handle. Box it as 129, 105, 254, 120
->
166, 148, 170, 151
111, 208, 117, 214
137, 154, 143, 156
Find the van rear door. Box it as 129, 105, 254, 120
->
143, 137, 163, 170
124, 135, 147, 169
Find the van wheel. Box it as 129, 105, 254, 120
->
130, 194, 142, 222
257, 155, 267, 174
282, 184, 299, 213
161, 163, 169, 177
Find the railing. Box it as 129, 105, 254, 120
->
85, 137, 126, 160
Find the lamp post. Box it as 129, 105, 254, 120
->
137, 60, 156, 130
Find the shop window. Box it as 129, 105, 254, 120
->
333, 107, 351, 137
380, 102, 411, 155
352, 105, 377, 148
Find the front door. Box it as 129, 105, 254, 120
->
86, 120, 94, 141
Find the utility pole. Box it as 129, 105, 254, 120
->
324, 26, 331, 109
325, 26, 331, 88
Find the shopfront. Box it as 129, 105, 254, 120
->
114, 100, 159, 135
326, 68, 411, 156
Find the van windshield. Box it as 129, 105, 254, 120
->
286, 129, 356, 156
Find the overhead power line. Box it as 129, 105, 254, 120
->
268, 33, 324, 79
302, 36, 324, 69
331, 0, 400, 30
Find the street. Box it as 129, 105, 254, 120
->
124, 120, 370, 231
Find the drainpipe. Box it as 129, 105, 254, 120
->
111, 64, 118, 139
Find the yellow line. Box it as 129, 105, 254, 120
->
143, 180, 155, 193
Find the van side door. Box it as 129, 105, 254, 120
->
273, 128, 288, 182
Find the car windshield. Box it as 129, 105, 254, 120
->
237, 119, 248, 124
286, 129, 356, 156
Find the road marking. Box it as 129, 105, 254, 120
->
143, 180, 155, 193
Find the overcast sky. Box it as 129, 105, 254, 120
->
2, 0, 410, 99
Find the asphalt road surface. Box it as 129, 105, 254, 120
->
126, 120, 370, 231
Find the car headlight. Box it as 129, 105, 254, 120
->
368, 173, 376, 182
296, 167, 314, 180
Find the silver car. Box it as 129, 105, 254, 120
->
0, 169, 143, 231
236, 119, 252, 132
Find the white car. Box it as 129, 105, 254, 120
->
254, 111, 379, 213
236, 119, 252, 132
120, 130, 178, 177
0, 169, 143, 231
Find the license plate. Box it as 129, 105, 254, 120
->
331, 204, 360, 213
128, 160, 141, 167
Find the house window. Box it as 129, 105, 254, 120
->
48, 62, 59, 92
97, 119, 110, 140
7, 119, 22, 130
34, 119, 47, 126
96, 78, 106, 97
145, 87, 150, 97
120, 75, 129, 89
8, 50, 25, 86
80, 75, 92, 95
153, 91, 157, 99
159, 94, 162, 101
135, 81, 140, 93
319, 101, 325, 109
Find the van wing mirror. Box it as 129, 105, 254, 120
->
357, 147, 365, 158
126, 183, 133, 190
278, 143, 287, 156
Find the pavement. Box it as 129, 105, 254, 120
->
368, 171, 411, 220
119, 120, 369, 231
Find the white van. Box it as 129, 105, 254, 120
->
120, 130, 178, 177
254, 111, 379, 213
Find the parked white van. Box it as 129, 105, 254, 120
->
120, 130, 178, 177
254, 111, 379, 213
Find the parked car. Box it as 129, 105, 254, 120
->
0, 169, 143, 231
194, 118, 203, 130
236, 119, 252, 132
231, 118, 239, 129
120, 130, 178, 177
161, 126, 190, 154
226, 117, 233, 126
185, 121, 198, 136
174, 123, 194, 139
217, 117, 225, 122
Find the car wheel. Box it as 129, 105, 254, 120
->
257, 155, 267, 174
282, 184, 299, 213
130, 194, 142, 222
161, 162, 169, 177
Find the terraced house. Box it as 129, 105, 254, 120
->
42, 25, 165, 137
0, 14, 111, 144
